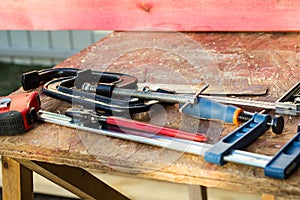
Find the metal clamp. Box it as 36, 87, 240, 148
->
204, 113, 272, 165
265, 125, 300, 179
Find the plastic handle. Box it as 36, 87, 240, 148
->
106, 117, 207, 142
180, 97, 242, 124
264, 127, 300, 179
204, 113, 271, 165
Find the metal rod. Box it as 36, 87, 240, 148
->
82, 83, 195, 104
201, 95, 276, 110
113, 88, 195, 104
37, 110, 271, 169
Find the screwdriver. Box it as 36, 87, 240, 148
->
181, 96, 284, 134
65, 108, 207, 142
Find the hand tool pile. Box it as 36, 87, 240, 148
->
0, 67, 299, 179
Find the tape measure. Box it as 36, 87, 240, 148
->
0, 92, 41, 135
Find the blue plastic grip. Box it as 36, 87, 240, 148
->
264, 126, 300, 179
204, 113, 271, 165
180, 97, 239, 123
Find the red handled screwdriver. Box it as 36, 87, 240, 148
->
105, 116, 207, 142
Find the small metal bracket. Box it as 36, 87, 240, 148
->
275, 82, 300, 116
179, 84, 209, 113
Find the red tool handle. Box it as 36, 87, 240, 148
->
106, 116, 207, 142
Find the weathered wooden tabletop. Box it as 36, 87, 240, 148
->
1, 32, 300, 199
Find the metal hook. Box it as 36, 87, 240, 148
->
179, 84, 209, 112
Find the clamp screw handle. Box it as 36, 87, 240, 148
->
271, 116, 284, 134
238, 113, 284, 134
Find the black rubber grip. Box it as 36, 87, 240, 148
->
21, 70, 40, 90
0, 111, 26, 135
95, 84, 115, 97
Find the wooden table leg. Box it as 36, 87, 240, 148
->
2, 156, 33, 200
188, 185, 207, 200
262, 193, 275, 200
16, 159, 129, 200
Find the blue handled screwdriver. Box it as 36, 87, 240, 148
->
180, 96, 284, 134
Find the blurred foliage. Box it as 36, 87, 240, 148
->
0, 62, 50, 96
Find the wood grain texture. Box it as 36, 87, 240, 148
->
0, 32, 300, 198
262, 193, 275, 200
1, 0, 300, 31
2, 157, 33, 200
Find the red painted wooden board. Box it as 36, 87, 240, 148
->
1, 0, 300, 31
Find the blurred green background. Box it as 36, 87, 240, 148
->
0, 62, 50, 96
